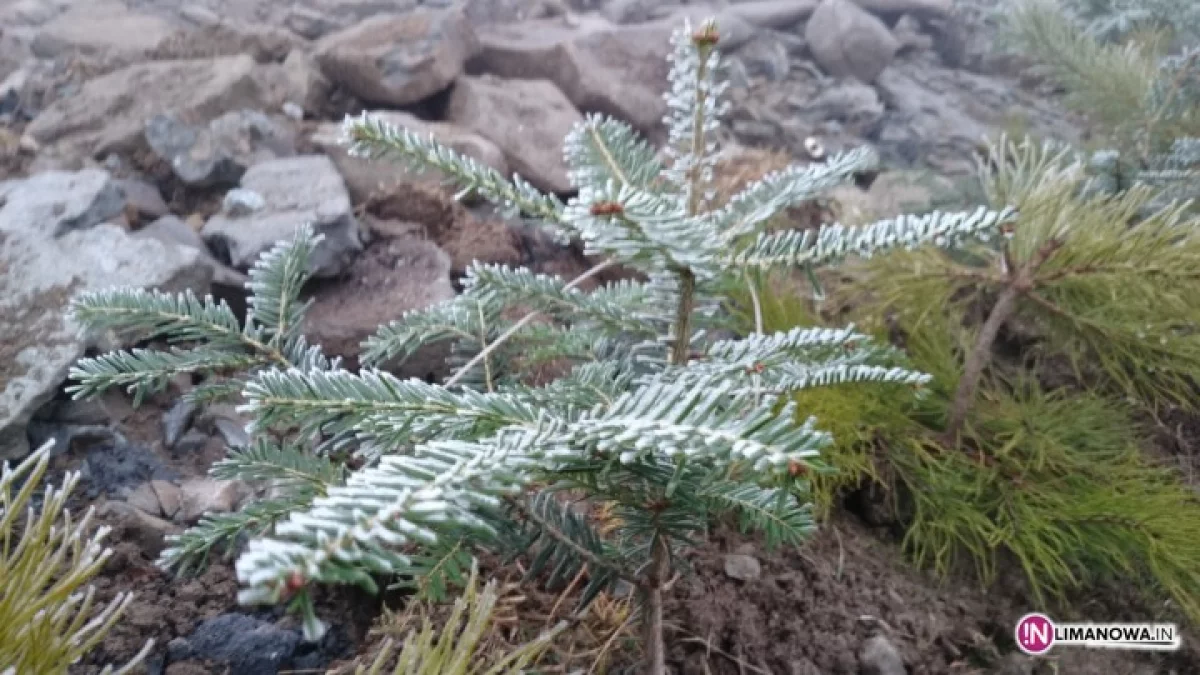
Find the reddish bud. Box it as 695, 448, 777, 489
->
284, 571, 305, 595
691, 25, 719, 47
589, 201, 624, 217
788, 460, 808, 477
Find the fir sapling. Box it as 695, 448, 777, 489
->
66, 18, 1015, 673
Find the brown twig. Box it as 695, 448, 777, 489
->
943, 238, 1063, 443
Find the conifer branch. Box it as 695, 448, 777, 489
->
340, 113, 571, 238
728, 207, 1017, 270
68, 288, 288, 365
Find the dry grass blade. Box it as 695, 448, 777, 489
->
0, 440, 152, 674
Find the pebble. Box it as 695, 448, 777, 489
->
723, 553, 762, 581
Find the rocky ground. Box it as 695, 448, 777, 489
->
0, 0, 1192, 673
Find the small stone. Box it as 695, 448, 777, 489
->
180, 6, 222, 27
116, 178, 170, 222
126, 482, 165, 517
285, 7, 341, 40
859, 635, 906, 675
282, 101, 304, 120
315, 9, 478, 107
203, 155, 363, 278
98, 500, 181, 556
806, 0, 900, 83
45, 398, 111, 425
723, 553, 762, 581
174, 429, 212, 455
180, 614, 301, 673
151, 479, 183, 519
163, 399, 199, 449
178, 478, 251, 522
223, 188, 265, 216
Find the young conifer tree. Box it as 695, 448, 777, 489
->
66, 19, 1014, 672
1003, 0, 1199, 206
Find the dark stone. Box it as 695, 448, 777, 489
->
162, 399, 198, 449
82, 441, 176, 497
174, 614, 300, 675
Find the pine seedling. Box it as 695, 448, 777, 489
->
67, 18, 1014, 672
1003, 0, 1199, 206
0, 441, 153, 674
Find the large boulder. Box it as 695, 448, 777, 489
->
311, 110, 507, 203
445, 76, 582, 194
0, 170, 213, 459
26, 55, 274, 164
315, 9, 478, 107
806, 0, 900, 83
201, 155, 364, 279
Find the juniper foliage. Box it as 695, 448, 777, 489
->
66, 18, 1013, 669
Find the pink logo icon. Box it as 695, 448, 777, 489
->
1016, 613, 1055, 655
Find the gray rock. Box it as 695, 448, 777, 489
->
279, 50, 331, 117
285, 7, 342, 39
116, 179, 170, 221
171, 613, 301, 675
859, 635, 906, 675
177, 477, 252, 522
97, 500, 181, 557
180, 5, 222, 27
34, 398, 111, 426
0, 170, 212, 459
731, 32, 792, 82
311, 110, 507, 203
174, 429, 212, 454
806, 0, 900, 83
163, 398, 199, 449
31, 3, 175, 58
27, 55, 272, 162
223, 189, 266, 216
26, 421, 122, 459
203, 155, 363, 279
2, 169, 125, 236
197, 403, 252, 448
725, 0, 818, 29
144, 110, 296, 188
789, 658, 823, 675
601, 0, 678, 24
126, 481, 165, 517
893, 14, 933, 53
446, 76, 581, 194
151, 479, 183, 519
810, 81, 886, 132
723, 553, 762, 581
471, 18, 673, 140
82, 441, 176, 498
850, 0, 952, 22
135, 215, 249, 287
315, 9, 478, 106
